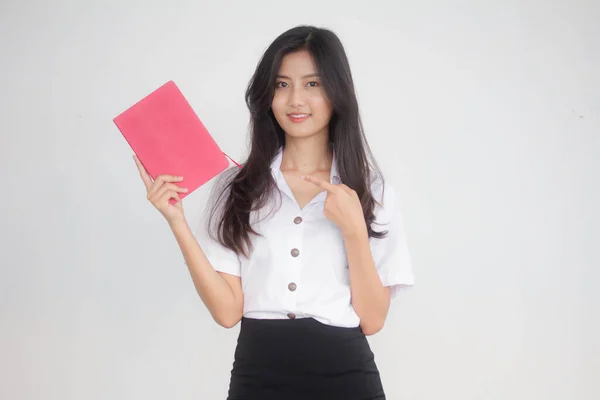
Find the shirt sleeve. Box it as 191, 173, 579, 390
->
187, 201, 242, 277
369, 181, 415, 299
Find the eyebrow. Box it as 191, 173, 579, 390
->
276, 73, 320, 80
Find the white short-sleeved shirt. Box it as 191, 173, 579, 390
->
194, 149, 414, 328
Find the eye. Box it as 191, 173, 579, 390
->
307, 81, 319, 87
275, 81, 288, 88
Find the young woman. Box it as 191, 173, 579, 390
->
134, 25, 414, 400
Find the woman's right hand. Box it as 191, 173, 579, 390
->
133, 154, 189, 225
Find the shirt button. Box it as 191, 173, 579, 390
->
287, 312, 296, 319
288, 282, 297, 291
291, 248, 300, 257
294, 216, 303, 224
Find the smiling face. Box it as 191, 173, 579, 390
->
271, 49, 333, 140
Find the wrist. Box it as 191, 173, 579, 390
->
168, 217, 189, 232
342, 224, 369, 243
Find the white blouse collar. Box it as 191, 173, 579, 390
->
270, 147, 341, 184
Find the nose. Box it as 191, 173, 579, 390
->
287, 85, 306, 107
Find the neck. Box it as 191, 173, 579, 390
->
281, 134, 332, 174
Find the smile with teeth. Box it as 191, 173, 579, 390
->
288, 113, 311, 122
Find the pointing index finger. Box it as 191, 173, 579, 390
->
301, 175, 336, 191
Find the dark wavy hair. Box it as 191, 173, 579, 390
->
207, 25, 386, 258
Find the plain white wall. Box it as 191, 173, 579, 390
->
1, 0, 598, 399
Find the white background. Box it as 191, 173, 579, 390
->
1, 0, 598, 399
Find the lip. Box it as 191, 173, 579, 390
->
287, 113, 311, 123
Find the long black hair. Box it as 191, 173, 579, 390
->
207, 25, 386, 258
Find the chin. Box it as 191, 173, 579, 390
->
285, 129, 315, 138
282, 125, 328, 139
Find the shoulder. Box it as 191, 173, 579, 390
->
367, 170, 398, 222
200, 166, 241, 229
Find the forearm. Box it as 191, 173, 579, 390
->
345, 231, 390, 335
169, 219, 242, 328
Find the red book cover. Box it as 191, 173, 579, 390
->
113, 81, 231, 200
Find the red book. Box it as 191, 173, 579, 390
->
113, 81, 238, 201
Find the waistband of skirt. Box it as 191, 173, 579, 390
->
239, 316, 363, 337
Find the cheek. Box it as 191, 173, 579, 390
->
309, 95, 332, 119
271, 93, 286, 114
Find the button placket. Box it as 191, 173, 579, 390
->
286, 213, 303, 314
290, 214, 302, 258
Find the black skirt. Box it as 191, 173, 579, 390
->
226, 317, 386, 400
